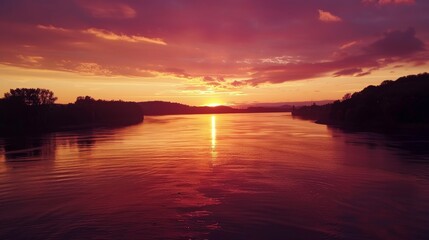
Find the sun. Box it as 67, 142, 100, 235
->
203, 99, 228, 107
205, 102, 222, 107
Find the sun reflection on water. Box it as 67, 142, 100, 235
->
211, 115, 218, 160
211, 115, 216, 150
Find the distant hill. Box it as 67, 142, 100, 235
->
139, 101, 291, 115
292, 73, 429, 133
237, 100, 335, 109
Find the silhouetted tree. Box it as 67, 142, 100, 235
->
75, 96, 95, 104
342, 93, 352, 101
0, 91, 143, 134
293, 72, 429, 131
381, 80, 394, 86
4, 88, 57, 106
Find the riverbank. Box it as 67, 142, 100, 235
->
292, 73, 429, 134
0, 100, 144, 135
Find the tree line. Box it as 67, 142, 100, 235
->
0, 88, 144, 135
292, 73, 429, 132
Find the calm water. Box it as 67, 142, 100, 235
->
1, 113, 429, 240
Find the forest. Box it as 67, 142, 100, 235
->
292, 73, 429, 132
0, 89, 144, 135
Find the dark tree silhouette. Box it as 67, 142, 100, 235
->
292, 73, 429, 132
342, 93, 352, 101
0, 91, 144, 134
4, 88, 57, 105
75, 96, 96, 104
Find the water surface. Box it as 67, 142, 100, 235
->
1, 113, 429, 239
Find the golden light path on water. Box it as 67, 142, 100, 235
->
211, 115, 217, 159
1, 113, 429, 239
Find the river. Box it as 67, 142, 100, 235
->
1, 113, 429, 239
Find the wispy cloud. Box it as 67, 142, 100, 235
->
362, 0, 415, 5
340, 41, 358, 50
18, 55, 44, 64
84, 28, 167, 45
37, 25, 70, 32
75, 62, 113, 75
37, 24, 166, 46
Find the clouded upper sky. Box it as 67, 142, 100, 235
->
0, 0, 428, 105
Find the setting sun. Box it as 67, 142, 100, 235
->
205, 103, 223, 107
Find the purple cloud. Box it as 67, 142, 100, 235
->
366, 28, 425, 57
230, 28, 426, 86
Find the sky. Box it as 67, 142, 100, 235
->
0, 0, 428, 106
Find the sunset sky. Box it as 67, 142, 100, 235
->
0, 0, 428, 106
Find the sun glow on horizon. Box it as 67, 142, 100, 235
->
203, 102, 226, 107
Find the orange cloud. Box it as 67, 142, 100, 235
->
340, 41, 358, 50
84, 28, 167, 45
37, 24, 166, 46
37, 25, 70, 32
17, 55, 44, 64
318, 10, 342, 22
75, 62, 113, 75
